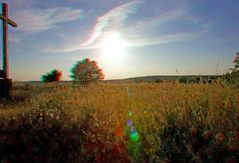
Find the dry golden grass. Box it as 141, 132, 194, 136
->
0, 82, 239, 162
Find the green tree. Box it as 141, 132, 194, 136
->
70, 58, 104, 84
42, 69, 62, 82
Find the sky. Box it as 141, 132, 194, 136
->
0, 0, 239, 81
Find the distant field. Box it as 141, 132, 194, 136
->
0, 82, 239, 162
105, 75, 221, 83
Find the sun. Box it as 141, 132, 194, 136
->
100, 32, 127, 64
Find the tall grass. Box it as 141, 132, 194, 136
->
0, 82, 238, 162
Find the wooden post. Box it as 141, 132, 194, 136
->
3, 3, 9, 79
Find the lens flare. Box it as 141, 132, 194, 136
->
127, 119, 133, 126
129, 111, 132, 116
130, 132, 139, 142
130, 126, 139, 142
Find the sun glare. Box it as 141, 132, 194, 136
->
100, 32, 127, 64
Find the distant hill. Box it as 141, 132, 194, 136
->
105, 75, 222, 83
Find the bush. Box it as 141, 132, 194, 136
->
41, 70, 62, 82
220, 53, 239, 88
221, 71, 239, 88
179, 77, 188, 84
188, 77, 200, 83
155, 79, 163, 83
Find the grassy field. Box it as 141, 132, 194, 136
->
0, 82, 239, 162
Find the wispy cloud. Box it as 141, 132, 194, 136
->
81, 0, 143, 47
3, 0, 35, 9
45, 0, 144, 52
125, 26, 210, 47
119, 1, 210, 47
12, 7, 83, 34
45, 0, 211, 52
122, 16, 211, 47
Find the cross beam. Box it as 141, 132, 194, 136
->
0, 14, 17, 28
0, 3, 17, 79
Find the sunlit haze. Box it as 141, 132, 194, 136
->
100, 32, 128, 65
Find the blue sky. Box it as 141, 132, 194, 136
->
0, 0, 239, 81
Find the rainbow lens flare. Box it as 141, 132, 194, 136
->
127, 119, 133, 126
125, 111, 139, 142
129, 111, 132, 116
130, 132, 139, 142
130, 126, 139, 142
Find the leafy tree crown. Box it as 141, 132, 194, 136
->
70, 58, 104, 84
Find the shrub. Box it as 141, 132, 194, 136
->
220, 53, 239, 88
41, 70, 62, 82
179, 77, 188, 84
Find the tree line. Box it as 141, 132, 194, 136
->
41, 58, 104, 84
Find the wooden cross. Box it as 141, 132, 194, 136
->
0, 3, 17, 79
0, 3, 17, 98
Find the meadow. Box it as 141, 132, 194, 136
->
0, 81, 239, 162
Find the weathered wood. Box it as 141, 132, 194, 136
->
0, 14, 17, 27
0, 3, 17, 79
3, 3, 9, 79
0, 3, 17, 99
